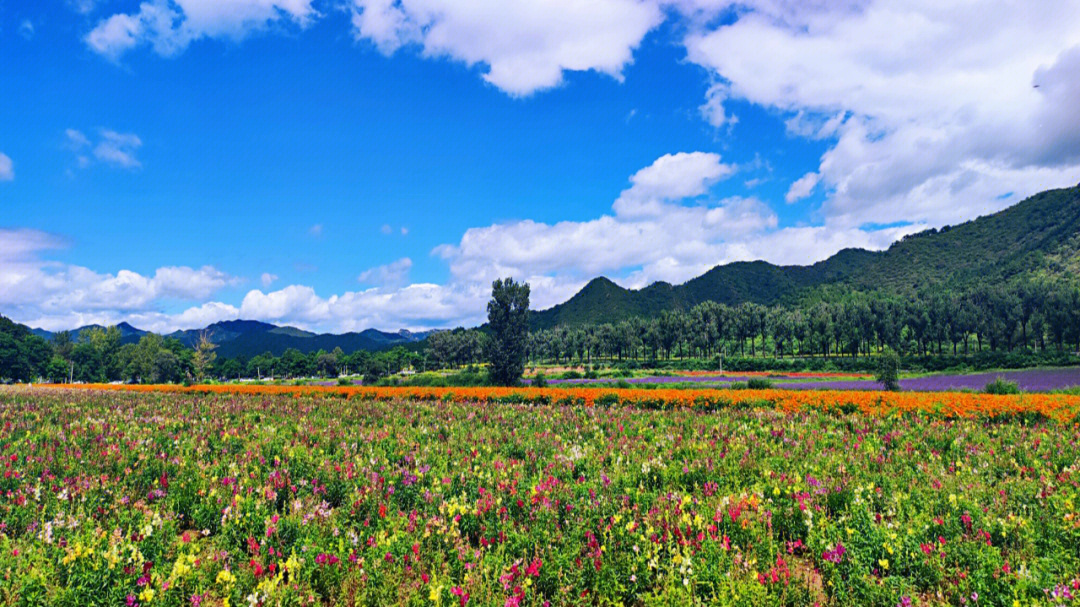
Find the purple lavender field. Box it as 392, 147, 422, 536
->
549, 368, 1080, 392
547, 375, 759, 385
777, 368, 1080, 392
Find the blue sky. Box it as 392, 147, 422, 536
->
2, 1, 1079, 332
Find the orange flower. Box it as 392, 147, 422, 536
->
32, 383, 1080, 421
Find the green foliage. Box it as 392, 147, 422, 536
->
746, 377, 773, 389
387, 367, 488, 387
486, 277, 530, 386
876, 349, 901, 391
0, 316, 51, 382
984, 377, 1021, 394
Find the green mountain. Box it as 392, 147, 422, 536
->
31, 321, 148, 345
27, 318, 433, 359
531, 184, 1080, 328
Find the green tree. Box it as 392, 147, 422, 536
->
875, 348, 901, 391
191, 330, 218, 381
486, 277, 530, 386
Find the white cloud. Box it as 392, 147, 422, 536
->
785, 172, 819, 203
65, 129, 91, 149
69, 0, 99, 15
682, 0, 1080, 228
0, 229, 64, 260
699, 82, 735, 128
86, 0, 317, 60
613, 151, 735, 216
349, 0, 663, 96
357, 257, 412, 287
151, 265, 237, 299
0, 153, 13, 181
19, 20, 35, 40
66, 128, 143, 170
235, 281, 490, 331
308, 223, 323, 237
94, 130, 143, 168
0, 228, 238, 331
434, 152, 770, 288
260, 272, 279, 288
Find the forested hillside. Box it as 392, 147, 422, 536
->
532, 185, 1080, 328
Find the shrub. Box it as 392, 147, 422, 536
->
747, 378, 773, 389
532, 371, 548, 388
984, 377, 1021, 395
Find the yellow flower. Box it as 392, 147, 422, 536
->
878, 559, 889, 570
138, 588, 155, 603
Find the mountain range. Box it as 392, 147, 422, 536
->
30, 319, 433, 358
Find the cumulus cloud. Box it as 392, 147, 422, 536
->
357, 257, 412, 287
260, 272, 279, 288
66, 128, 143, 170
86, 0, 316, 60
348, 0, 663, 96
613, 151, 735, 216
0, 153, 13, 181
434, 152, 773, 288
682, 0, 1080, 227
89, 0, 661, 95
0, 228, 238, 331
235, 281, 489, 331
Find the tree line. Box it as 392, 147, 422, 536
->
525, 280, 1080, 364
0, 318, 423, 384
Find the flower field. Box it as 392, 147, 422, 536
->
2, 387, 1080, 607
35, 382, 1080, 422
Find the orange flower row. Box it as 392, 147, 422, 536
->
32, 383, 1080, 422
